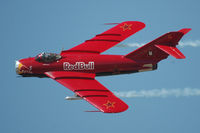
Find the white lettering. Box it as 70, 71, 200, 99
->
63, 62, 95, 70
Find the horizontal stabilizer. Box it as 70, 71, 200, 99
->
155, 45, 185, 59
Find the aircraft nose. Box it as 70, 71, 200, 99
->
15, 60, 23, 74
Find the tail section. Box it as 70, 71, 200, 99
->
124, 28, 191, 63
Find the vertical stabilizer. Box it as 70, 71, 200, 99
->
124, 28, 191, 63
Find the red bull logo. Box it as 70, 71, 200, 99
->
63, 62, 94, 70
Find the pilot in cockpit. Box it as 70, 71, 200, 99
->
35, 52, 61, 63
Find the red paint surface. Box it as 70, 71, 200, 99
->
16, 21, 191, 113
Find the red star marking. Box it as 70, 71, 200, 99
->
103, 101, 116, 109
120, 23, 132, 31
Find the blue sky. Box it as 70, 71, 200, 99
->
1, 0, 200, 133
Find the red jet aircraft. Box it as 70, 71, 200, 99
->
16, 21, 191, 113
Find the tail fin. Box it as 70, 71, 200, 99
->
124, 28, 191, 63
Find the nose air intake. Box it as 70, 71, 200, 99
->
15, 60, 23, 74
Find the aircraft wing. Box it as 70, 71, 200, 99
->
45, 71, 128, 113
61, 21, 145, 55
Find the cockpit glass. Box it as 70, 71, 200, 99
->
35, 53, 61, 63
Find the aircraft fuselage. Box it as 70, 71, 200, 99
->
16, 54, 157, 77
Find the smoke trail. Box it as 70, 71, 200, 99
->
179, 40, 200, 47
114, 88, 200, 98
116, 40, 200, 48
116, 43, 144, 47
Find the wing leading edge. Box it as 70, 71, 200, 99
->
61, 21, 145, 55
45, 71, 128, 113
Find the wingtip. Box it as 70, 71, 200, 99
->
136, 21, 146, 29
126, 21, 146, 28
103, 103, 129, 113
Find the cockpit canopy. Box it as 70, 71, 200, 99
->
35, 53, 62, 63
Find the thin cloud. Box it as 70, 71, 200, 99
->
114, 88, 200, 98
116, 40, 200, 48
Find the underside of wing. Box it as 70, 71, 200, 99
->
45, 71, 128, 113
61, 21, 145, 55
